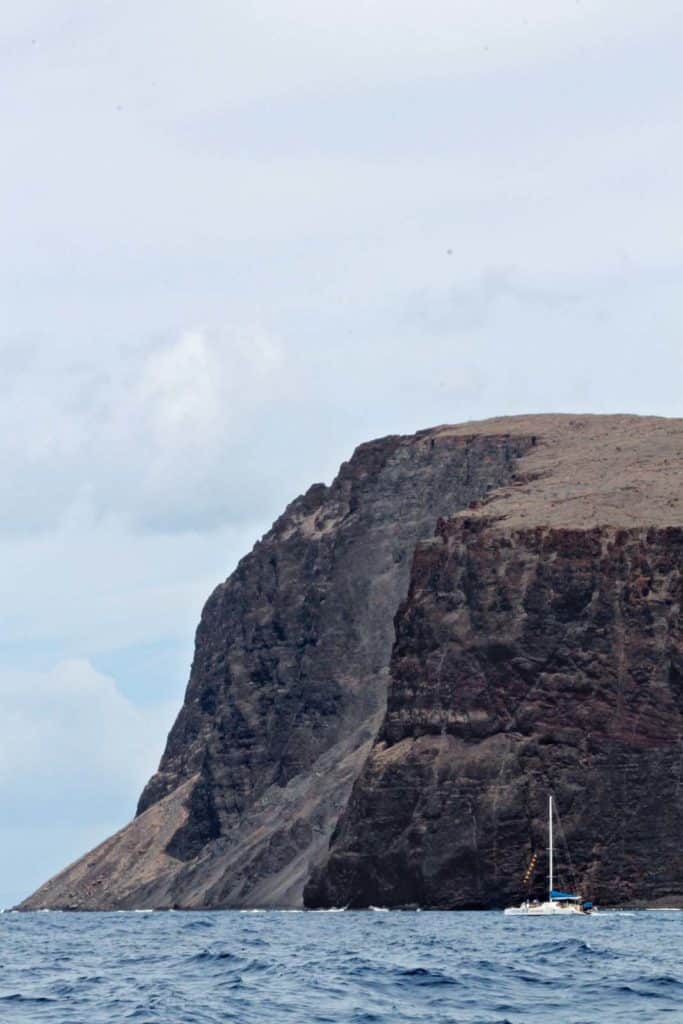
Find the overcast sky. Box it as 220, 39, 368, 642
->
1, 0, 682, 907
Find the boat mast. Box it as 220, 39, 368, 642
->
548, 794, 554, 899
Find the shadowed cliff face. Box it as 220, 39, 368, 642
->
306, 415, 683, 910
138, 433, 531, 854
21, 427, 532, 910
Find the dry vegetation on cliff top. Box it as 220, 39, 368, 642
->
437, 414, 683, 529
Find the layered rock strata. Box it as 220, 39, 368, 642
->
306, 415, 683, 909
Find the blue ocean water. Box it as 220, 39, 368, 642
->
0, 910, 681, 1023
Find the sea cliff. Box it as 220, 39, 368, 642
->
21, 415, 683, 910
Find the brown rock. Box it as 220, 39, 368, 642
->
306, 415, 683, 908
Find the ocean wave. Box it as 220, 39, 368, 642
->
182, 919, 216, 931
190, 949, 240, 963
396, 966, 460, 987
0, 993, 57, 1004
0, 910, 681, 1022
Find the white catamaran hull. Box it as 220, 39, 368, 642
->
504, 901, 596, 916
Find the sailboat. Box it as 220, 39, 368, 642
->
504, 796, 596, 916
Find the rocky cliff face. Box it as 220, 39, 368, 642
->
21, 415, 683, 911
21, 426, 532, 910
306, 415, 683, 909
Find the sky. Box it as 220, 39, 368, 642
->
1, 0, 682, 908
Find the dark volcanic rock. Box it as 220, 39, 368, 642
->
21, 427, 531, 910
306, 415, 683, 909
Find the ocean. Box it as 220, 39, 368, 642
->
0, 909, 681, 1023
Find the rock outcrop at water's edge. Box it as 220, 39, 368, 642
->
20, 414, 683, 910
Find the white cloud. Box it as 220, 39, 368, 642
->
137, 327, 286, 443
0, 326, 295, 535
0, 659, 177, 907
9, 1, 674, 121
0, 660, 175, 817
0, 512, 265, 657
141, 330, 223, 439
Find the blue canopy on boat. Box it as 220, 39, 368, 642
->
550, 890, 580, 900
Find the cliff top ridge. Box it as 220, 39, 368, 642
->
430, 413, 682, 530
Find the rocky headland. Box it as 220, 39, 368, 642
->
21, 414, 683, 910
